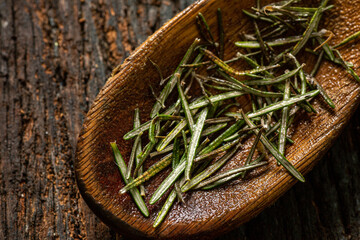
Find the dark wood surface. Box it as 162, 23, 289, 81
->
0, 0, 359, 239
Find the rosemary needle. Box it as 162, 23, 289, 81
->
287, 53, 307, 94
153, 177, 186, 227
194, 139, 239, 163
120, 153, 173, 194
307, 74, 335, 109
110, 142, 149, 217
278, 80, 291, 156
202, 48, 280, 76
201, 155, 266, 190
196, 161, 268, 189
126, 108, 142, 180
153, 189, 177, 228
242, 65, 303, 86
292, 0, 329, 55
134, 141, 155, 175
225, 89, 319, 120
177, 73, 195, 134
198, 119, 245, 156
333, 30, 360, 48
127, 132, 142, 179
189, 91, 244, 110
133, 109, 146, 195
235, 33, 323, 49
185, 107, 208, 180
150, 154, 187, 204
242, 128, 265, 177
201, 122, 228, 136
172, 137, 181, 169
150, 38, 200, 118
182, 143, 240, 192
217, 71, 285, 98
240, 111, 305, 182
123, 104, 178, 140
156, 119, 187, 152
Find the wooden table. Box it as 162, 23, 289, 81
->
0, 0, 359, 239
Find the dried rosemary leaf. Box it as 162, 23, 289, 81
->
185, 107, 208, 180
110, 142, 149, 217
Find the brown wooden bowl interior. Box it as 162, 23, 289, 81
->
75, 0, 360, 239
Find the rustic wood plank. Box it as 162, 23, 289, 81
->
0, 0, 359, 239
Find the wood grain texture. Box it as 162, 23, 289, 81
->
0, 0, 359, 239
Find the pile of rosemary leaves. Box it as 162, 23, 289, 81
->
110, 0, 360, 227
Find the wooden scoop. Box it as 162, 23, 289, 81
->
75, 0, 360, 239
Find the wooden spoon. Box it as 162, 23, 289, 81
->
75, 0, 360, 239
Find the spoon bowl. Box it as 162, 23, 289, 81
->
75, 0, 360, 239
